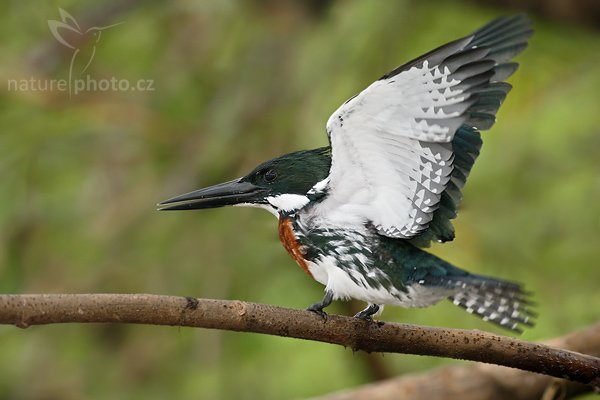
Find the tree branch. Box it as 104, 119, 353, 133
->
317, 321, 600, 400
1, 294, 599, 387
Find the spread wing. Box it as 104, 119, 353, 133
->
318, 15, 532, 240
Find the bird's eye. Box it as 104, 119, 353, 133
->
264, 169, 277, 183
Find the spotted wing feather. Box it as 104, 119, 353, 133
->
321, 15, 532, 239
409, 125, 482, 246
447, 276, 536, 333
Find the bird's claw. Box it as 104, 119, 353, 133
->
307, 306, 328, 321
353, 311, 373, 321
353, 304, 380, 321
306, 291, 333, 321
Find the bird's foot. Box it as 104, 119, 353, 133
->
307, 304, 328, 321
306, 291, 334, 321
354, 304, 380, 321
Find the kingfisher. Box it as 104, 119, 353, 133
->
159, 15, 535, 332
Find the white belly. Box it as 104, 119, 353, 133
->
307, 255, 450, 307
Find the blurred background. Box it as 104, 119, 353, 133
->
1, 0, 599, 398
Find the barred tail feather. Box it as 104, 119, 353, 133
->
447, 276, 536, 333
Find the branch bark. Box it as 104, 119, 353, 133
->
316, 321, 600, 400
0, 294, 599, 388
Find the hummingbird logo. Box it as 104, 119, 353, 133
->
47, 8, 122, 96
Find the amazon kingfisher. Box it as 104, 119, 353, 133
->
160, 15, 536, 332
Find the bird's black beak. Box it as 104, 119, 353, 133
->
158, 179, 267, 211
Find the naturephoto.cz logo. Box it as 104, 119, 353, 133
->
7, 8, 154, 97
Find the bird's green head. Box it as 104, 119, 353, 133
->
158, 147, 331, 216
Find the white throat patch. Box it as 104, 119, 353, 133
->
266, 194, 310, 213
234, 202, 278, 217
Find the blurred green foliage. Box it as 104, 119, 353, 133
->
1, 1, 599, 398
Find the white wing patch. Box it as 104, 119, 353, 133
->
319, 59, 466, 238
309, 16, 532, 239
327, 61, 468, 143
314, 31, 505, 238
